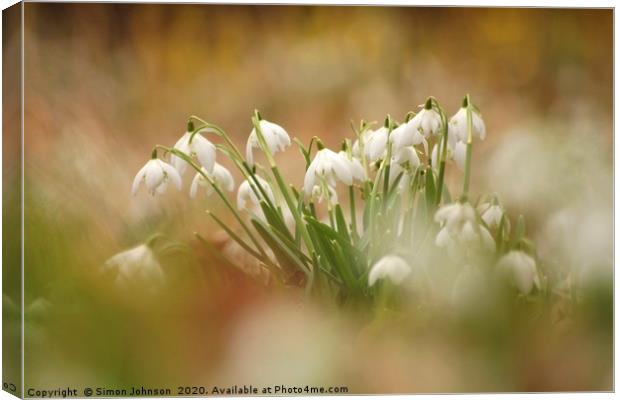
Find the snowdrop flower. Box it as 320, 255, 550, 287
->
364, 127, 390, 162
448, 103, 486, 143
453, 141, 467, 171
310, 183, 339, 205
338, 151, 366, 182
435, 202, 494, 251
246, 119, 291, 165
171, 129, 217, 175
390, 119, 425, 152
189, 163, 235, 198
410, 106, 442, 138
431, 140, 465, 171
434, 202, 477, 232
237, 175, 275, 213
103, 244, 165, 289
478, 201, 504, 229
132, 157, 182, 196
368, 255, 412, 287
392, 146, 420, 168
303, 148, 353, 196
460, 221, 496, 252
497, 250, 540, 294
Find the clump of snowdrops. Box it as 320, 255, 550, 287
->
132, 95, 545, 307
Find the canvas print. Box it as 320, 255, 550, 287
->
2, 3, 613, 397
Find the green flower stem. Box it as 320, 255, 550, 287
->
461, 94, 474, 201
249, 115, 316, 258
154, 145, 270, 263
435, 111, 449, 205
349, 185, 358, 238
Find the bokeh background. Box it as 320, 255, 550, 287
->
8, 4, 613, 393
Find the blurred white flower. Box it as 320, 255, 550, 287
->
434, 202, 476, 232
497, 250, 540, 295
478, 202, 504, 229
237, 175, 275, 212
392, 146, 420, 168
390, 119, 425, 152
131, 158, 182, 196
364, 127, 390, 162
304, 148, 361, 197
338, 151, 366, 182
246, 119, 291, 165
103, 244, 165, 289
368, 255, 412, 286
171, 131, 217, 175
310, 183, 339, 205
410, 107, 442, 138
453, 141, 467, 171
435, 202, 494, 251
189, 163, 235, 198
448, 106, 486, 142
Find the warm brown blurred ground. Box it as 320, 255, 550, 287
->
16, 4, 612, 393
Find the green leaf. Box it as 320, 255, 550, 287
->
207, 212, 265, 263
251, 218, 310, 277
425, 167, 436, 214
334, 205, 351, 242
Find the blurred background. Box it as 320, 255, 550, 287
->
10, 4, 612, 393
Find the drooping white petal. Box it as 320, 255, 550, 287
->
131, 163, 149, 196
435, 226, 453, 247
481, 204, 503, 229
237, 176, 274, 212
189, 173, 201, 198
104, 244, 165, 290
190, 134, 216, 173
144, 160, 165, 194
368, 255, 412, 286
364, 127, 389, 162
171, 133, 191, 175
392, 147, 420, 168
212, 163, 235, 192
478, 225, 496, 252
448, 107, 486, 143
158, 159, 183, 190
303, 161, 319, 196
497, 251, 538, 295
454, 141, 467, 171
246, 119, 291, 166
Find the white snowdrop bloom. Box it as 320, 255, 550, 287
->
431, 143, 440, 169
171, 131, 217, 175
304, 148, 353, 196
132, 158, 182, 196
310, 183, 339, 205
236, 175, 275, 212
246, 119, 291, 165
478, 202, 504, 229
189, 163, 235, 198
434, 202, 476, 232
435, 226, 454, 248
103, 244, 165, 290
390, 119, 425, 152
364, 127, 390, 162
453, 141, 467, 171
448, 106, 486, 142
410, 107, 442, 138
338, 151, 366, 182
368, 255, 412, 287
387, 163, 412, 190
392, 146, 420, 168
461, 221, 496, 252
497, 251, 540, 295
